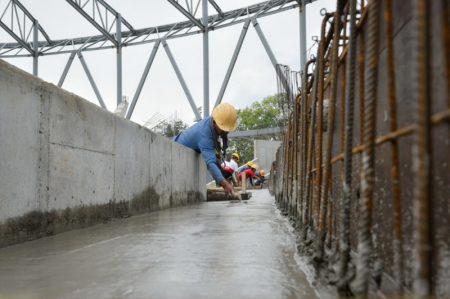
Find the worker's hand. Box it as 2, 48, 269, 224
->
220, 180, 235, 197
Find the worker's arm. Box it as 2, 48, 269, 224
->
198, 139, 225, 184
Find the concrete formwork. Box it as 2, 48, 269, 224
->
270, 0, 449, 297
0, 59, 207, 248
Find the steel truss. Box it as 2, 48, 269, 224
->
0, 0, 316, 119
0, 0, 316, 57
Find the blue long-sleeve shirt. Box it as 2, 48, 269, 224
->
174, 116, 225, 184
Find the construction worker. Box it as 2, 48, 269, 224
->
223, 153, 240, 173
222, 153, 240, 186
238, 162, 257, 186
238, 161, 257, 174
174, 103, 238, 196
254, 169, 266, 188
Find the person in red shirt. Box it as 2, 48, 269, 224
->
238, 162, 257, 186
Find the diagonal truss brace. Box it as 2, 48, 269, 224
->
215, 19, 250, 107
167, 0, 204, 31
162, 39, 202, 121
0, 0, 51, 54
96, 0, 135, 33
65, 0, 135, 47
252, 17, 293, 97
77, 51, 107, 109
126, 40, 161, 120
66, 0, 117, 46
208, 0, 224, 17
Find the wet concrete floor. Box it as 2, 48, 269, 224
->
0, 190, 319, 299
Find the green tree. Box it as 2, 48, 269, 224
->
160, 120, 188, 138
228, 94, 284, 164
237, 94, 284, 131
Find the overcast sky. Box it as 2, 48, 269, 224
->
0, 0, 334, 126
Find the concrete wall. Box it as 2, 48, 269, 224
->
0, 59, 207, 247
253, 140, 281, 172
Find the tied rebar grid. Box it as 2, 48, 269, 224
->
271, 0, 450, 296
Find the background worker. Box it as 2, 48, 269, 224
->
174, 103, 238, 196
254, 169, 266, 188
222, 153, 240, 173
238, 162, 257, 186
222, 153, 240, 186
238, 161, 257, 174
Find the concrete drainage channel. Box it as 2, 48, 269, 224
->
0, 189, 322, 299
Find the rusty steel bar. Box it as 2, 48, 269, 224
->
300, 59, 315, 224
444, 0, 450, 109
302, 63, 319, 237
281, 125, 287, 213
337, 0, 358, 293
315, 13, 333, 231
385, 0, 404, 293
288, 114, 294, 216
316, 0, 344, 263
294, 94, 301, 221
413, 0, 434, 295
358, 26, 365, 146
354, 0, 380, 295
270, 0, 448, 295
327, 109, 450, 165
283, 123, 290, 213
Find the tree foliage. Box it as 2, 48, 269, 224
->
237, 94, 284, 131
159, 120, 188, 138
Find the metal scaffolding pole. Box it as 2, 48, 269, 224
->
299, 1, 307, 74
77, 51, 107, 109
215, 19, 250, 108
203, 0, 210, 118
33, 20, 39, 76
126, 40, 161, 120
58, 51, 76, 87
162, 39, 202, 121
117, 13, 123, 107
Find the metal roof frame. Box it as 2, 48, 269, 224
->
0, 0, 317, 58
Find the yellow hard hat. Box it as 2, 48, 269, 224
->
212, 103, 238, 132
247, 161, 256, 169
232, 153, 240, 161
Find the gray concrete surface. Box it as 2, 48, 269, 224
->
253, 139, 281, 172
0, 190, 319, 299
0, 59, 207, 247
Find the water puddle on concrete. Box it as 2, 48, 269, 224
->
0, 190, 319, 299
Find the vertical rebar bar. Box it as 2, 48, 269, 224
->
288, 114, 294, 216
354, 0, 380, 295
282, 127, 289, 213
303, 64, 319, 236
293, 94, 300, 221
443, 0, 450, 109
315, 13, 333, 231
413, 0, 434, 296
300, 60, 315, 224
385, 0, 404, 293
337, 0, 358, 292
358, 26, 366, 146
317, 0, 344, 263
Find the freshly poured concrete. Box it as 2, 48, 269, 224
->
0, 190, 318, 299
